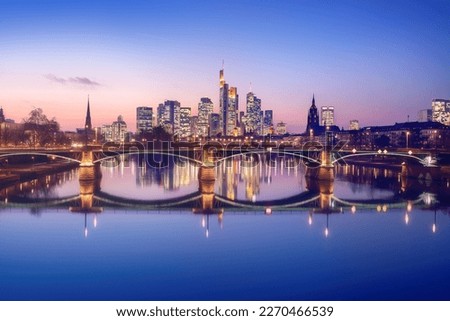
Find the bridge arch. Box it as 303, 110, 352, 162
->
332, 151, 429, 166
0, 152, 81, 164
215, 150, 322, 166
93, 150, 204, 166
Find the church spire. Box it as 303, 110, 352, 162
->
85, 95, 92, 130
312, 94, 316, 107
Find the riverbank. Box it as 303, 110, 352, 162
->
0, 162, 79, 187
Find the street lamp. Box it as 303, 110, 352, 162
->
406, 131, 410, 149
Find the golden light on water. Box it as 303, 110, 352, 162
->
404, 213, 409, 225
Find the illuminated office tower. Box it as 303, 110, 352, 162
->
190, 116, 198, 137
197, 97, 214, 137
158, 100, 181, 134
245, 91, 262, 135
263, 110, 273, 135
431, 99, 450, 125
179, 107, 191, 138
219, 68, 238, 136
209, 113, 220, 137
321, 106, 335, 126
227, 86, 239, 135
136, 106, 153, 134
219, 68, 229, 136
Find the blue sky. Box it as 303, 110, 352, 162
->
0, 0, 449, 131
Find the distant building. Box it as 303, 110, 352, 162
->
101, 124, 113, 142
209, 113, 221, 137
276, 122, 287, 135
197, 97, 213, 137
417, 109, 432, 122
336, 121, 450, 150
349, 120, 360, 130
190, 116, 198, 138
111, 115, 127, 143
306, 95, 339, 135
158, 100, 181, 134
263, 110, 273, 135
431, 99, 450, 125
136, 106, 153, 134
179, 107, 191, 138
321, 106, 334, 126
112, 115, 127, 143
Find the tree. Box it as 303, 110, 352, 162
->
151, 126, 172, 141
23, 108, 60, 147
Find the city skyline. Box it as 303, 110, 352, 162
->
0, 0, 449, 132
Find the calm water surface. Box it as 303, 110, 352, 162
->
0, 156, 449, 300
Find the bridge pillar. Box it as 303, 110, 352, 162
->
80, 150, 95, 167
193, 165, 222, 214
305, 132, 334, 181
70, 165, 102, 214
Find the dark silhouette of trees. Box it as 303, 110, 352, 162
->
22, 108, 61, 147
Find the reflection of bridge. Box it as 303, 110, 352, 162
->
1, 158, 445, 239
1, 163, 437, 213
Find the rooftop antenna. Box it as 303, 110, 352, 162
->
250, 81, 252, 92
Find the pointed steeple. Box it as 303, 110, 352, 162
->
85, 95, 92, 130
312, 94, 316, 107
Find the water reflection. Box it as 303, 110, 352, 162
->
0, 155, 449, 238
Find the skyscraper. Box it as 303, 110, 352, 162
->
306, 95, 319, 133
219, 68, 238, 136
179, 107, 191, 138
136, 106, 153, 134
219, 68, 229, 136
263, 110, 273, 135
321, 106, 335, 126
209, 113, 220, 137
197, 97, 213, 137
158, 100, 181, 134
431, 99, 450, 125
244, 91, 262, 135
227, 86, 239, 135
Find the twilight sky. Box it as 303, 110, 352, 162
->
0, 0, 449, 133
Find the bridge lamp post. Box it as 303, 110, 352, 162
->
352, 148, 356, 153
408, 150, 412, 155
406, 131, 410, 149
